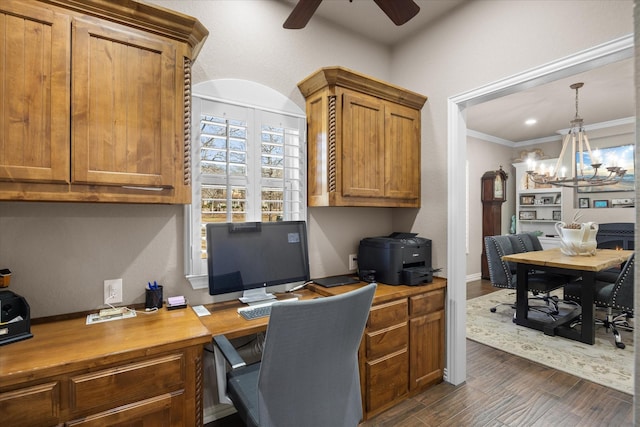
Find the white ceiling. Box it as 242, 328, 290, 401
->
280, 0, 635, 144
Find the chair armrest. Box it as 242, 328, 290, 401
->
213, 334, 247, 370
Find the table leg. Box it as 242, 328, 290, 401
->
580, 271, 596, 344
515, 263, 529, 323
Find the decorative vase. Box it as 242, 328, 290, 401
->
555, 221, 598, 256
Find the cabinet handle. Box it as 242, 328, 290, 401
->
122, 186, 164, 191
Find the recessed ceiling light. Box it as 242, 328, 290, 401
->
525, 118, 537, 125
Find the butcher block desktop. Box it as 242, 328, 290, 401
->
0, 307, 211, 427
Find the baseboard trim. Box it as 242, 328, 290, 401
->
466, 273, 482, 282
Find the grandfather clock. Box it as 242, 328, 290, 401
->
481, 166, 508, 279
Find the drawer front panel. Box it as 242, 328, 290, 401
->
70, 354, 184, 413
365, 322, 408, 359
0, 381, 60, 426
410, 289, 444, 316
368, 298, 408, 330
365, 350, 408, 414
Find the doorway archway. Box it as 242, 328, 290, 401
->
445, 34, 633, 386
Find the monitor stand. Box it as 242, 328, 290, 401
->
239, 287, 276, 305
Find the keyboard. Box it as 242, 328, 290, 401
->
237, 297, 298, 321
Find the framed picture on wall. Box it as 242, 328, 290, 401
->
578, 198, 590, 208
552, 211, 562, 221
577, 144, 635, 193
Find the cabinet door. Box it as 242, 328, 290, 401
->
409, 310, 445, 391
0, 1, 70, 184
71, 18, 176, 189
341, 91, 385, 198
385, 103, 420, 200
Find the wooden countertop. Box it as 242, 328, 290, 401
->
502, 248, 633, 272
200, 278, 447, 339
308, 277, 447, 304
0, 306, 212, 389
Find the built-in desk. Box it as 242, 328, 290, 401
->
0, 307, 211, 427
202, 278, 447, 421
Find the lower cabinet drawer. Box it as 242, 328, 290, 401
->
365, 322, 408, 360
365, 349, 408, 414
70, 354, 184, 413
0, 381, 60, 427
410, 288, 445, 316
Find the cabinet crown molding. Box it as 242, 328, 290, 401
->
297, 66, 427, 110
40, 0, 208, 58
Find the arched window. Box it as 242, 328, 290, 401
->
186, 80, 306, 288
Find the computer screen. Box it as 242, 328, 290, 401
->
206, 221, 310, 297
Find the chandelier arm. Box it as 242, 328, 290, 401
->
555, 133, 571, 178
578, 131, 585, 174
571, 132, 577, 179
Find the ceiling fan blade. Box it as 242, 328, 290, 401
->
283, 0, 323, 29
373, 0, 420, 26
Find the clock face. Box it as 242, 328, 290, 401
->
494, 175, 504, 198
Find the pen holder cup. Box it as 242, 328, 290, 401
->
145, 285, 163, 309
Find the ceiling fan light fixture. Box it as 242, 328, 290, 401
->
283, 0, 420, 29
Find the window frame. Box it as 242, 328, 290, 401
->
185, 80, 306, 289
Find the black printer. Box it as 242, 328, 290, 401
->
357, 232, 433, 285
0, 290, 32, 346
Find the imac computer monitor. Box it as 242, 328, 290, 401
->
206, 221, 310, 301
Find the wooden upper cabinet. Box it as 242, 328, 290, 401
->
0, 0, 208, 203
71, 18, 176, 189
298, 67, 427, 207
0, 1, 70, 184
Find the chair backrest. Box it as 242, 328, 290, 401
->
610, 253, 634, 313
484, 235, 516, 288
484, 233, 543, 289
256, 283, 376, 427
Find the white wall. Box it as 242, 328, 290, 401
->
388, 0, 633, 279
466, 136, 514, 276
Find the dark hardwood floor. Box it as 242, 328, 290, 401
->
206, 279, 634, 427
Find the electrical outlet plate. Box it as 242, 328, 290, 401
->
348, 254, 358, 271
104, 278, 123, 304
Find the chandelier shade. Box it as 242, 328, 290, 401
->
526, 83, 627, 188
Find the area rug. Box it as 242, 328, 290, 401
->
466, 289, 634, 395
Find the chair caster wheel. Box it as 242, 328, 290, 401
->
616, 342, 626, 349
490, 308, 497, 313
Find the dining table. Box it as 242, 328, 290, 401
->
502, 247, 633, 345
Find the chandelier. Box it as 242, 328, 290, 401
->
526, 82, 627, 188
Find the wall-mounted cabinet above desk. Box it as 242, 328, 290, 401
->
298, 67, 427, 207
0, 0, 208, 204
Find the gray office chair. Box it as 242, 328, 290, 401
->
565, 254, 634, 348
213, 283, 376, 427
484, 233, 569, 315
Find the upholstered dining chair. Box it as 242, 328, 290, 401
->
564, 253, 634, 348
213, 283, 376, 427
484, 233, 569, 315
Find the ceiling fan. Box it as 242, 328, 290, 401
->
283, 0, 420, 29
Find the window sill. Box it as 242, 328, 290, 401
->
187, 274, 208, 290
